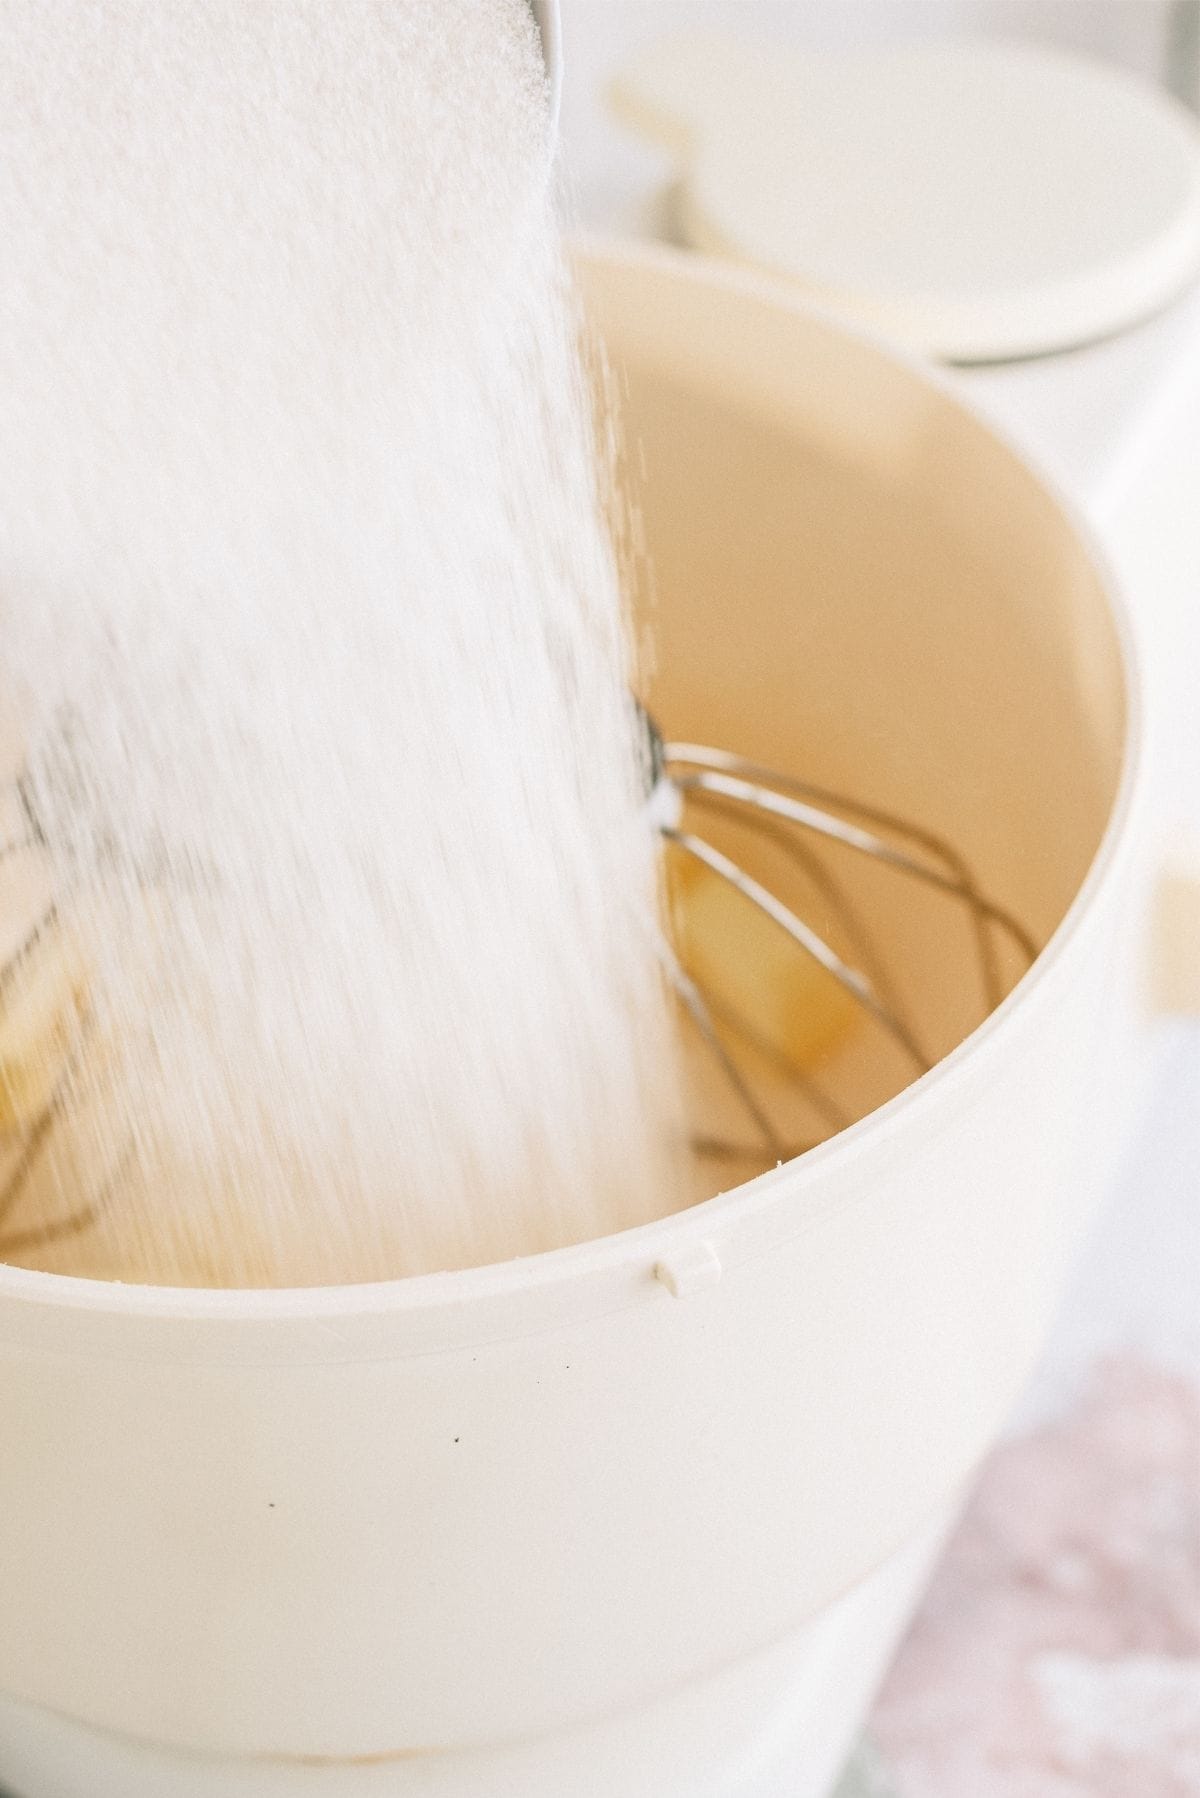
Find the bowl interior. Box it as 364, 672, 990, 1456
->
586, 250, 1128, 1156
0, 248, 1131, 1292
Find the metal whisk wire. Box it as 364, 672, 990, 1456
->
648, 717, 1038, 1170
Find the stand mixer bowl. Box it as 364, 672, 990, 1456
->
0, 244, 1152, 1798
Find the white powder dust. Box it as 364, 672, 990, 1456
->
0, 0, 686, 1285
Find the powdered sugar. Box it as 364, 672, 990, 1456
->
0, 0, 684, 1284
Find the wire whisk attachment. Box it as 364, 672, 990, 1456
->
641, 706, 1038, 1171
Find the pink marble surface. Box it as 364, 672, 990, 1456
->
869, 1359, 1200, 1797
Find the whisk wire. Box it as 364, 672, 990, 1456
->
661, 939, 788, 1162
665, 826, 931, 1074
669, 745, 1037, 1002
681, 784, 918, 1048
651, 721, 1038, 1172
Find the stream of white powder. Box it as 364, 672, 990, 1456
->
0, 0, 686, 1285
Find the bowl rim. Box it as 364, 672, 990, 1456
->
0, 240, 1146, 1338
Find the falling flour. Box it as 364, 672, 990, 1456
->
0, 0, 686, 1285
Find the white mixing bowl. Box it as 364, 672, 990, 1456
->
0, 244, 1154, 1798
